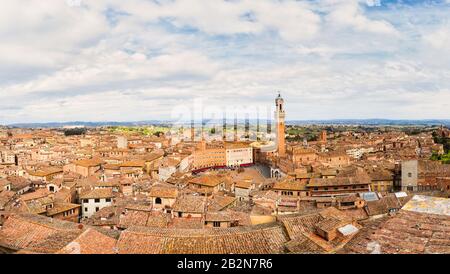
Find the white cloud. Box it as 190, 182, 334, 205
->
326, 0, 398, 35
0, 1, 109, 68
423, 26, 450, 50
0, 49, 219, 97
0, 0, 450, 123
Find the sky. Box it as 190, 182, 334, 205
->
1, 0, 450, 124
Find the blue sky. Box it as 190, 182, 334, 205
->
0, 0, 449, 123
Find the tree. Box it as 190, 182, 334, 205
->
64, 128, 86, 136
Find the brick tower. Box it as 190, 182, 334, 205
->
320, 130, 327, 143
275, 92, 286, 157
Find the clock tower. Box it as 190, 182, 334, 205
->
275, 92, 286, 157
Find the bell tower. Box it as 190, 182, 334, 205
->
275, 92, 286, 157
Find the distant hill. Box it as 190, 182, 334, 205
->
287, 119, 450, 126
6, 120, 171, 128
5, 119, 450, 128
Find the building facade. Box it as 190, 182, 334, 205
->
225, 143, 253, 168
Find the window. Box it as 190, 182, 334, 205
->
83, 199, 88, 203
178, 212, 182, 217
213, 221, 221, 227
95, 199, 100, 203
408, 172, 412, 178
106, 198, 111, 202
95, 207, 99, 212
85, 207, 88, 212
155, 197, 162, 204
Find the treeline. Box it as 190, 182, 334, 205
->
431, 152, 450, 164
64, 128, 87, 136
432, 131, 450, 153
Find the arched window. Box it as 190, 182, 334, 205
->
155, 197, 162, 204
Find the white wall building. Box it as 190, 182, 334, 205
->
79, 189, 113, 218
346, 147, 375, 159
117, 136, 128, 149
225, 144, 253, 168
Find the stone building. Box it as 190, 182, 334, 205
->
79, 188, 114, 219
401, 160, 450, 191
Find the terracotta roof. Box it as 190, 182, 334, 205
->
369, 170, 393, 182
340, 209, 450, 254
54, 188, 72, 202
46, 203, 80, 217
28, 167, 63, 177
207, 195, 236, 211
279, 207, 359, 254
73, 159, 104, 167
20, 188, 51, 202
0, 191, 15, 208
144, 152, 164, 162
278, 207, 353, 239
205, 211, 235, 222
0, 214, 81, 252
0, 178, 12, 188
0, 213, 120, 254
148, 186, 178, 199
273, 179, 307, 191
189, 175, 223, 187
79, 188, 113, 200
120, 160, 145, 168
365, 196, 402, 216
118, 210, 170, 229
169, 217, 204, 229
104, 164, 120, 170
315, 218, 342, 232
308, 176, 371, 187
235, 180, 252, 189
56, 228, 117, 254
172, 195, 206, 214
116, 223, 288, 254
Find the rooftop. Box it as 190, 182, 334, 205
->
402, 195, 450, 216
79, 188, 114, 200
340, 195, 450, 254
116, 223, 288, 254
